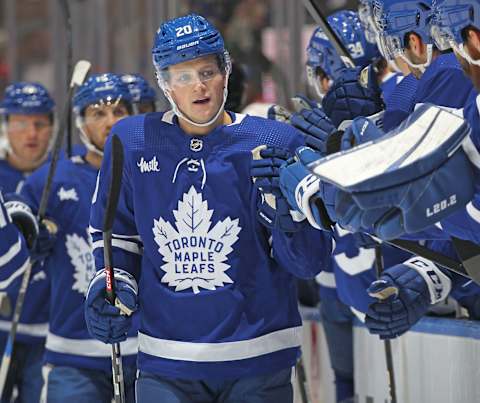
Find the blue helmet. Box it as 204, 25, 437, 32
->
431, 0, 480, 56
0, 82, 55, 115
152, 13, 228, 71
120, 74, 157, 103
306, 10, 380, 81
73, 73, 133, 115
358, 0, 380, 43
373, 0, 434, 60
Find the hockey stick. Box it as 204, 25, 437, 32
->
0, 59, 91, 398
301, 0, 355, 69
103, 134, 126, 403
374, 246, 398, 403
59, 0, 74, 157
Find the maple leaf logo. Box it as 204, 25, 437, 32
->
152, 186, 241, 294
66, 233, 96, 296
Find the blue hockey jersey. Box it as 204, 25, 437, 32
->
0, 158, 49, 343
89, 111, 332, 380
383, 53, 475, 131
19, 156, 138, 370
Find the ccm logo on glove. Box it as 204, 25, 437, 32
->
426, 194, 457, 218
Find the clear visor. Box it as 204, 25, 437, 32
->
82, 97, 130, 125
160, 63, 224, 89
430, 23, 453, 52
376, 33, 399, 61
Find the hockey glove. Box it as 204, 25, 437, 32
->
85, 269, 138, 344
365, 257, 451, 339
267, 104, 292, 123
290, 107, 343, 155
279, 146, 337, 231
4, 193, 39, 249
322, 66, 384, 128
341, 116, 385, 151
251, 145, 307, 232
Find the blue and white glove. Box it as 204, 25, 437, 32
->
4, 193, 58, 261
341, 116, 385, 151
279, 146, 337, 231
322, 67, 384, 127
4, 193, 39, 249
85, 269, 138, 344
365, 257, 452, 339
251, 145, 306, 232
267, 104, 292, 123
290, 108, 344, 155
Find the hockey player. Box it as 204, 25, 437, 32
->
120, 73, 157, 114
0, 82, 55, 402
1, 73, 139, 402
85, 13, 331, 403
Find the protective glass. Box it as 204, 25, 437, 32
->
83, 99, 129, 125
7, 119, 52, 133
430, 23, 453, 52
167, 65, 222, 88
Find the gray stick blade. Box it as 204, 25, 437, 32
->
70, 60, 91, 87
103, 135, 124, 232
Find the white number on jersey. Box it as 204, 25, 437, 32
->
347, 42, 365, 59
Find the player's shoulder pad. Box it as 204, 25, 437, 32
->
228, 113, 305, 151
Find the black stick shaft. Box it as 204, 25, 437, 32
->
102, 134, 125, 403
375, 246, 397, 403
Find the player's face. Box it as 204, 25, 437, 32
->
82, 102, 129, 150
168, 55, 226, 124
6, 114, 52, 167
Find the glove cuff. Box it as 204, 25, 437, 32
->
5, 199, 39, 249
88, 268, 139, 299
295, 174, 322, 230
404, 257, 452, 304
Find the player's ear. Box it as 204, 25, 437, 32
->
466, 28, 480, 55
406, 33, 423, 56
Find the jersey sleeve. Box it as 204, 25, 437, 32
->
271, 226, 333, 279
89, 134, 143, 280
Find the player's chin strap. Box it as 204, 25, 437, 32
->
453, 42, 480, 67
75, 116, 104, 157
399, 43, 433, 74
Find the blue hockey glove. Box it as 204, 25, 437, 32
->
341, 116, 385, 151
290, 107, 343, 155
290, 94, 321, 112
4, 193, 39, 249
251, 145, 306, 232
31, 219, 58, 263
365, 257, 452, 339
322, 67, 384, 127
267, 104, 292, 123
85, 269, 138, 344
279, 146, 337, 231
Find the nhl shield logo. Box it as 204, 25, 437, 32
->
190, 138, 203, 152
